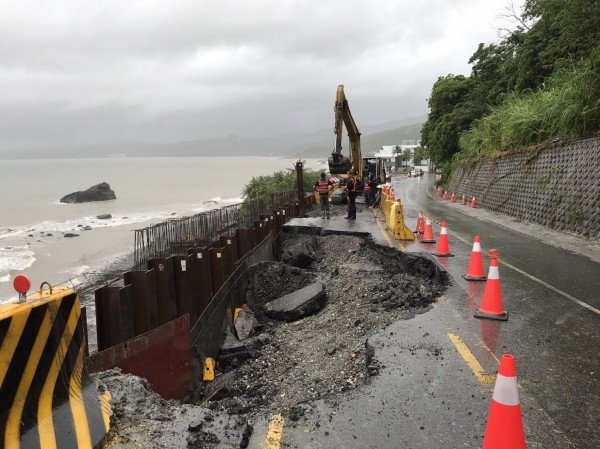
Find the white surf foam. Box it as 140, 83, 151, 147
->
0, 197, 243, 290
0, 198, 243, 241
0, 246, 36, 281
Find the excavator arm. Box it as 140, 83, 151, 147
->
328, 85, 362, 178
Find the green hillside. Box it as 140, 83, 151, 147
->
297, 122, 423, 158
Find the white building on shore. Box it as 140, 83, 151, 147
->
374, 140, 429, 172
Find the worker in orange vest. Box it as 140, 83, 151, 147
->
314, 172, 334, 219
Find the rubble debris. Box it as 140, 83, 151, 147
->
280, 235, 323, 268
265, 281, 326, 321
218, 344, 259, 369
95, 232, 448, 448
94, 369, 252, 449
234, 307, 259, 340
201, 233, 447, 420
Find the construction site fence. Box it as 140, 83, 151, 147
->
133, 190, 299, 270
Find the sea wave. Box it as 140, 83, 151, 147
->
0, 246, 36, 281
0, 197, 242, 289
0, 198, 243, 241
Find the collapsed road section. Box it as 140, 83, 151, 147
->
97, 230, 448, 448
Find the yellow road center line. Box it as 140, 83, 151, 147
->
263, 414, 285, 449
447, 333, 495, 384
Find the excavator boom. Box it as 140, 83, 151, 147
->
328, 85, 362, 177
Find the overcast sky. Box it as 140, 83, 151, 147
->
0, 0, 524, 151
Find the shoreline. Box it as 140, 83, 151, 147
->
76, 248, 135, 354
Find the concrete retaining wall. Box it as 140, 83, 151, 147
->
448, 137, 600, 240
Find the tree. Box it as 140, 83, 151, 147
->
421, 75, 478, 165
242, 167, 320, 201
412, 146, 427, 165
392, 145, 402, 169
402, 149, 412, 167
521, 0, 600, 75
421, 0, 600, 173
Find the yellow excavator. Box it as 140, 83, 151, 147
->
328, 85, 387, 204
328, 85, 362, 179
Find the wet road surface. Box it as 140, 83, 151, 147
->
249, 175, 599, 448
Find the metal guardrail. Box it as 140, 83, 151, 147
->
132, 191, 297, 270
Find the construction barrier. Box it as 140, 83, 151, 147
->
391, 200, 415, 241
378, 188, 415, 241
0, 284, 110, 449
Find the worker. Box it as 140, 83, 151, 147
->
345, 170, 357, 220
314, 172, 334, 219
363, 174, 371, 206
368, 174, 378, 208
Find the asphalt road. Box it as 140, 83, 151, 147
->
248, 174, 599, 449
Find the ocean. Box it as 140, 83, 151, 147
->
0, 156, 325, 302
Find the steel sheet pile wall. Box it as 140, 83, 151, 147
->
90, 192, 306, 399
448, 137, 600, 239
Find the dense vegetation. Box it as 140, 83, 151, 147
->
421, 0, 600, 179
242, 166, 321, 201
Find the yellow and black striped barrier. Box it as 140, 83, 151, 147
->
0, 283, 111, 449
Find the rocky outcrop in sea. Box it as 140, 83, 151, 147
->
60, 182, 116, 203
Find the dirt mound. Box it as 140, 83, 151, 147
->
95, 232, 448, 448
95, 369, 251, 448
204, 233, 448, 419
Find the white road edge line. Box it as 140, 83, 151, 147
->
435, 224, 600, 316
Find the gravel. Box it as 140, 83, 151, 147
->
93, 230, 448, 448
96, 369, 251, 448
203, 233, 448, 419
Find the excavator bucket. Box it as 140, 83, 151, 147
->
328, 153, 352, 175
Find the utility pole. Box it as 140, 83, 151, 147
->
295, 160, 305, 216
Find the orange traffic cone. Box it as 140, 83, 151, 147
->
482, 354, 526, 449
475, 249, 508, 320
463, 236, 487, 281
434, 222, 453, 257
415, 210, 425, 234
442, 190, 448, 200
450, 193, 456, 203
461, 194, 466, 205
470, 196, 476, 208
436, 186, 441, 196
421, 215, 436, 243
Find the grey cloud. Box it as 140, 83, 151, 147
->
0, 0, 523, 152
